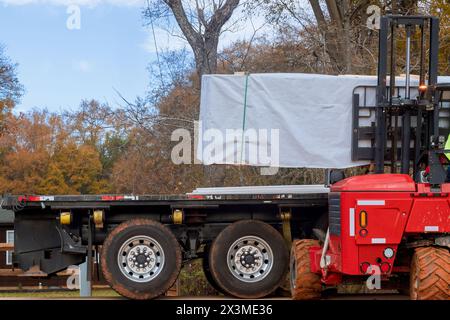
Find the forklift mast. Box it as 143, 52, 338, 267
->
352, 15, 450, 186
375, 15, 440, 176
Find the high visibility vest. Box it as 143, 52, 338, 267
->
445, 134, 450, 160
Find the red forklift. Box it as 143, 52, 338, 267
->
290, 15, 449, 300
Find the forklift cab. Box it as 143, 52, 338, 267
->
419, 83, 450, 186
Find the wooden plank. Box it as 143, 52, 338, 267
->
0, 268, 75, 277
0, 243, 14, 252
56, 270, 77, 276
17, 265, 47, 277
0, 268, 47, 277
0, 269, 23, 276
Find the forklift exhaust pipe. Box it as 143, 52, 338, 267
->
405, 25, 412, 99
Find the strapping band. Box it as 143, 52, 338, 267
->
240, 74, 250, 163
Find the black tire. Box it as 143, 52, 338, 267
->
208, 220, 289, 299
202, 244, 225, 294
101, 219, 182, 300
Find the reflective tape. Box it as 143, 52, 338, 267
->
424, 226, 439, 232
349, 208, 355, 237
357, 200, 385, 206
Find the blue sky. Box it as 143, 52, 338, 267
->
0, 1, 173, 112
0, 1, 268, 113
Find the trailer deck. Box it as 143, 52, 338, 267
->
1, 185, 329, 210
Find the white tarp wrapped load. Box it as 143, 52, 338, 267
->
197, 73, 450, 169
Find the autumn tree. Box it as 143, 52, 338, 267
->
427, 0, 450, 74
249, 1, 422, 75
65, 100, 112, 147
0, 45, 23, 130
62, 99, 135, 188
218, 36, 323, 73
0, 110, 109, 195
246, 0, 375, 74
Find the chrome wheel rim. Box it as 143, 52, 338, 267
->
117, 235, 165, 283
226, 236, 273, 283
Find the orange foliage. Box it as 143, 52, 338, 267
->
0, 110, 109, 195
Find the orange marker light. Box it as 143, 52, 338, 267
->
360, 211, 368, 228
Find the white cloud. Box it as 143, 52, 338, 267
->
0, 0, 144, 7
73, 59, 92, 72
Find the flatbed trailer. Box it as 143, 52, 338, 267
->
3, 14, 449, 301
0, 186, 329, 299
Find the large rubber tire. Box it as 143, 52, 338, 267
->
208, 220, 288, 299
290, 239, 322, 300
202, 244, 225, 294
410, 246, 450, 300
101, 219, 182, 300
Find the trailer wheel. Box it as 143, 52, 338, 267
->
208, 220, 288, 298
101, 219, 181, 300
202, 244, 225, 294
290, 239, 322, 300
410, 246, 450, 300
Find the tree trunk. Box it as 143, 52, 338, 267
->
342, 0, 352, 73
309, 0, 356, 74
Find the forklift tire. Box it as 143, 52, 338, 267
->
290, 239, 322, 300
202, 244, 225, 294
101, 219, 182, 300
208, 220, 288, 299
410, 246, 450, 300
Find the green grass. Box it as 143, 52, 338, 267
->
0, 289, 120, 298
